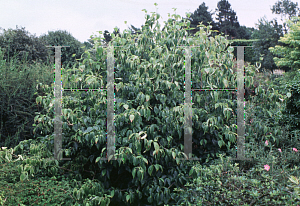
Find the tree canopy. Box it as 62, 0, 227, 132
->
0, 26, 49, 65
186, 2, 218, 37
38, 29, 87, 69
271, 0, 300, 34
215, 0, 240, 40
251, 17, 285, 73
269, 16, 300, 71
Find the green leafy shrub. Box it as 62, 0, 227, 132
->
2, 4, 300, 206
0, 47, 54, 149
23, 6, 261, 205
172, 64, 300, 205
0, 143, 76, 205
173, 153, 300, 205
269, 16, 300, 72
38, 29, 88, 69
269, 16, 300, 131
281, 72, 300, 131
0, 25, 50, 65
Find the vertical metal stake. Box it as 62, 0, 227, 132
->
46, 45, 70, 161
184, 47, 193, 160
107, 46, 116, 160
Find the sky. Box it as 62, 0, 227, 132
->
0, 0, 294, 44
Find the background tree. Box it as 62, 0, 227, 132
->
0, 26, 49, 65
269, 16, 300, 72
271, 0, 300, 34
235, 25, 254, 39
103, 30, 112, 45
97, 27, 122, 46
38, 30, 86, 69
128, 24, 142, 36
82, 40, 93, 51
269, 16, 300, 131
126, 24, 143, 42
251, 17, 285, 73
185, 2, 218, 37
112, 27, 121, 37
215, 0, 240, 40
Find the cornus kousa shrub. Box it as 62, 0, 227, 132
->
14, 5, 259, 206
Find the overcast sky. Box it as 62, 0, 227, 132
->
0, 0, 293, 44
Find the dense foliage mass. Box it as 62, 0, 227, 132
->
0, 47, 55, 148
38, 29, 89, 69
0, 3, 300, 206
0, 26, 50, 65
0, 27, 93, 149
29, 9, 255, 205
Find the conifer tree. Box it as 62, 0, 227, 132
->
215, 0, 240, 40
186, 2, 218, 37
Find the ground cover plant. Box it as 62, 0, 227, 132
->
0, 5, 300, 206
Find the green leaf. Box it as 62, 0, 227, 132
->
95, 157, 101, 163
20, 172, 26, 182
276, 102, 281, 107
154, 164, 159, 171
137, 170, 141, 181
150, 125, 154, 135
36, 96, 42, 105
156, 13, 160, 20
200, 139, 203, 145
214, 91, 218, 101
108, 155, 114, 162
146, 95, 150, 102
189, 168, 194, 176
218, 140, 223, 148
287, 92, 291, 98
197, 95, 201, 103
172, 151, 176, 159
147, 109, 151, 120
133, 156, 137, 166
84, 127, 93, 134
143, 157, 148, 165
102, 169, 106, 176
228, 46, 234, 53
129, 114, 135, 122
123, 104, 129, 110
289, 175, 299, 185
204, 67, 210, 74
111, 190, 115, 198
223, 78, 228, 87
153, 142, 159, 154
101, 147, 106, 153
267, 111, 272, 118
126, 194, 130, 202
148, 165, 154, 176
132, 168, 137, 179
127, 147, 133, 154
